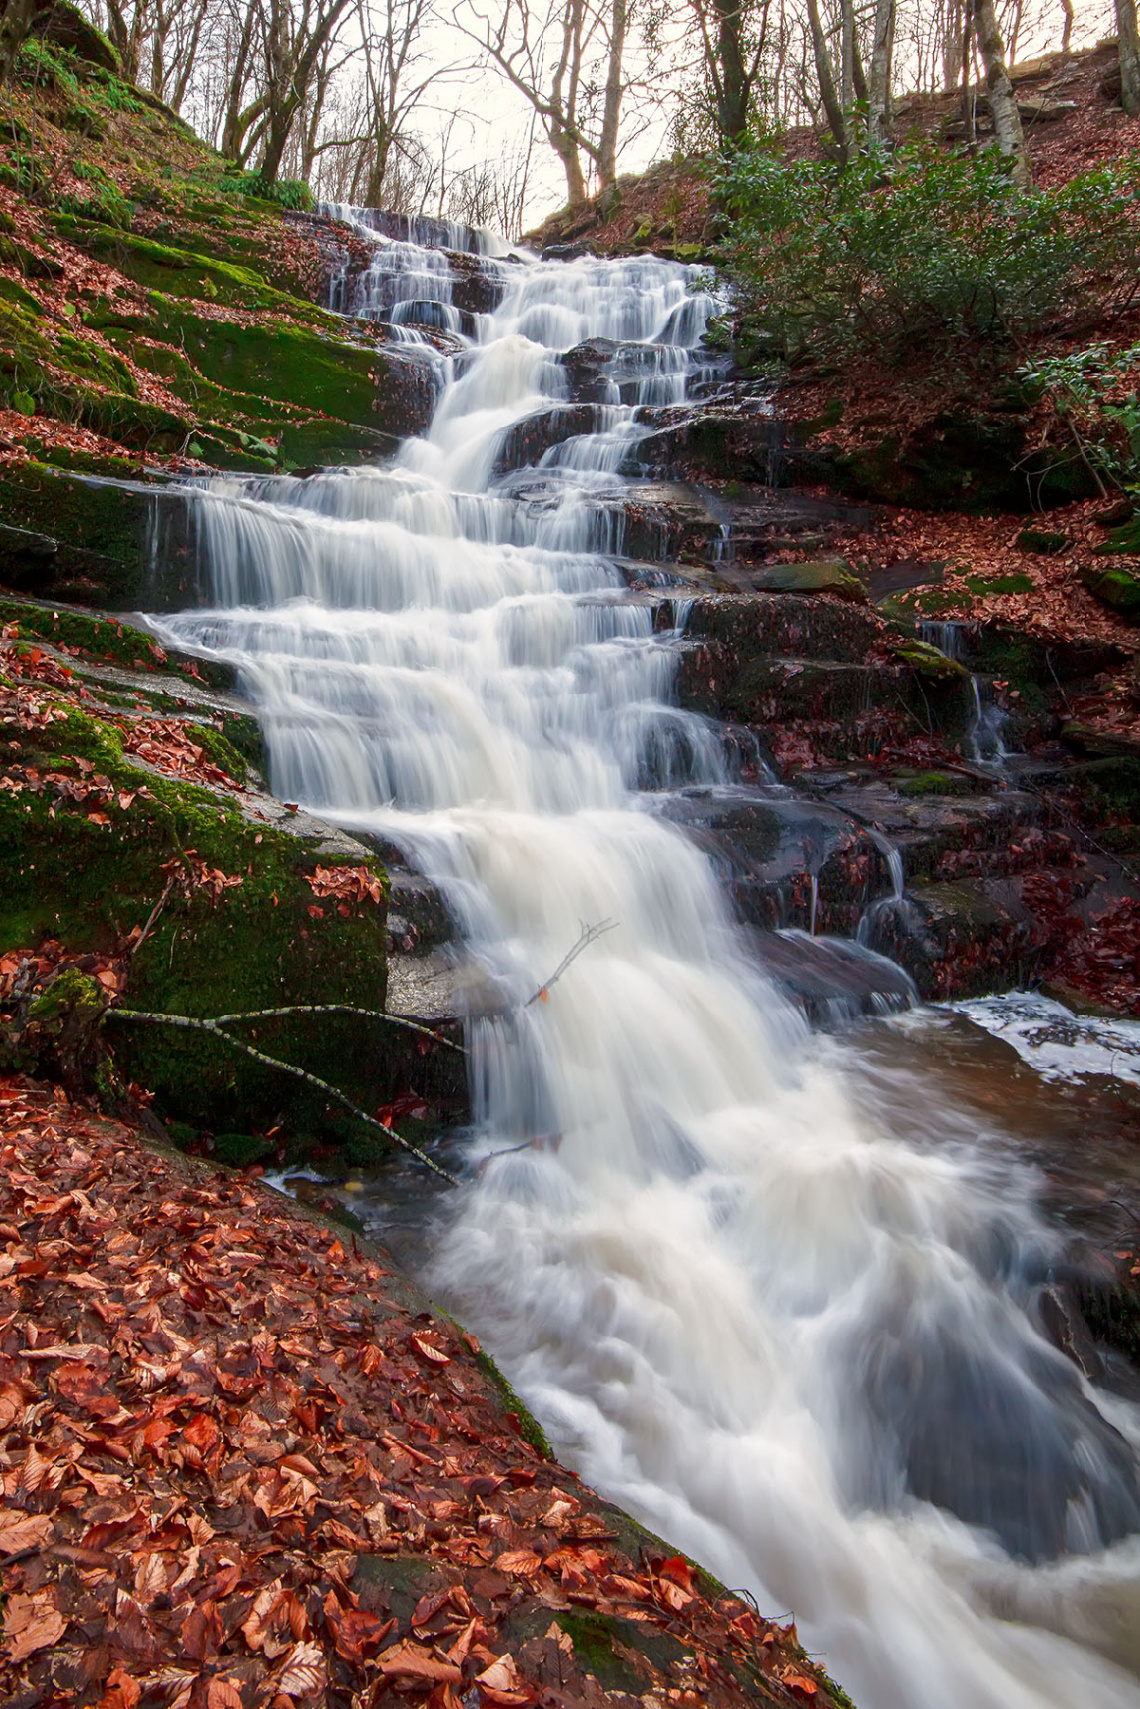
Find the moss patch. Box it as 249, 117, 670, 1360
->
0, 695, 391, 1132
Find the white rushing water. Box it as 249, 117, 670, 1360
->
157, 240, 1140, 1709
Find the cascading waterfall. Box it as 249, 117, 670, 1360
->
156, 238, 1140, 1709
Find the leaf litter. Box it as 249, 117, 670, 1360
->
0, 1074, 837, 1709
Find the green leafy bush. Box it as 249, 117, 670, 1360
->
218, 171, 314, 212
1019, 342, 1140, 494
716, 141, 1140, 369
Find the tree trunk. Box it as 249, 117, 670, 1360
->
806, 0, 849, 160
362, 118, 395, 206
596, 0, 626, 184
221, 2, 258, 159
713, 0, 751, 142
105, 0, 143, 84
0, 0, 38, 87
971, 0, 1030, 188
553, 122, 586, 203
867, 0, 895, 145
1118, 0, 1140, 116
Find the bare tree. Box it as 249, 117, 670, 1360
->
970, 0, 1031, 186
258, 0, 355, 182
805, 0, 850, 158
456, 0, 632, 202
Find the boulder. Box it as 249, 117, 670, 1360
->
751, 558, 867, 602
1080, 562, 1140, 619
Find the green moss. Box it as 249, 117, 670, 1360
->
1095, 515, 1140, 556
0, 464, 148, 573
896, 640, 969, 681
53, 217, 317, 316
212, 1131, 274, 1167
1016, 528, 1067, 555
0, 596, 188, 679
1080, 562, 1140, 618
469, 1344, 554, 1460
27, 965, 104, 1023
896, 770, 973, 796
0, 696, 390, 1131
964, 571, 1034, 596
0, 275, 44, 317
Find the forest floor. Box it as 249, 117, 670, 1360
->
0, 1072, 843, 1709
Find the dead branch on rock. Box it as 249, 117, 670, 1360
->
104, 1007, 459, 1185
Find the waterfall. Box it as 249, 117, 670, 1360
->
156, 233, 1140, 1709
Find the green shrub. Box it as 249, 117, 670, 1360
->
716, 141, 1140, 370
1018, 341, 1140, 495
218, 171, 314, 212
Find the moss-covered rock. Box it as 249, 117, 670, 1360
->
895, 639, 970, 681
278, 417, 398, 469
0, 464, 202, 608
1080, 562, 1140, 619
751, 557, 867, 602
0, 694, 392, 1131
1094, 514, 1140, 557
1017, 528, 1068, 554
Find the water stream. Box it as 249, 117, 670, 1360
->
157, 233, 1140, 1709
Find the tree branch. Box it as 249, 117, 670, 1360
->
104, 1008, 460, 1185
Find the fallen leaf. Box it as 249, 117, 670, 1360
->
4, 1590, 67, 1661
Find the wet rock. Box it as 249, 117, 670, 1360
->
657, 786, 888, 935
751, 557, 867, 602
743, 927, 916, 1023
0, 465, 202, 610
630, 409, 835, 487
684, 591, 886, 663
561, 337, 620, 403
493, 405, 602, 474
448, 251, 506, 316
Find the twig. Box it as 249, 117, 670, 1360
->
523, 920, 617, 1006
104, 1009, 459, 1186
206, 1003, 465, 1054
127, 877, 178, 962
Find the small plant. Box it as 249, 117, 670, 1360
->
1018, 342, 1140, 496
217, 171, 314, 212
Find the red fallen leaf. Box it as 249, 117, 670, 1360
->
461, 1475, 506, 1498
4, 1590, 67, 1661
0, 1510, 53, 1553
182, 1413, 219, 1453
781, 1674, 819, 1701
412, 1588, 455, 1629
181, 1598, 224, 1662
494, 1549, 543, 1577
324, 1592, 395, 1663
411, 1333, 451, 1366
206, 1681, 244, 1709
659, 1556, 694, 1592
659, 1579, 692, 1612
375, 1639, 463, 1684
476, 1654, 536, 1706
97, 1667, 141, 1709
273, 1640, 326, 1696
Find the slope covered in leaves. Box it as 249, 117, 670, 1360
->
0, 1075, 844, 1709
